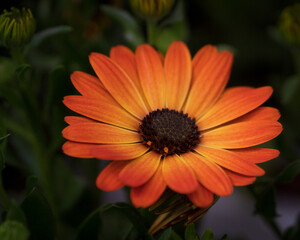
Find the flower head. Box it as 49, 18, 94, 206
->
62, 41, 282, 210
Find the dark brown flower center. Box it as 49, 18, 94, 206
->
139, 108, 200, 155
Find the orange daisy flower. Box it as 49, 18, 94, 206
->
62, 41, 282, 208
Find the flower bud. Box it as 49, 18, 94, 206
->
0, 7, 36, 48
278, 3, 300, 46
130, 0, 175, 20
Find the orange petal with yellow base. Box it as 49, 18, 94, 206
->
164, 41, 192, 109
130, 162, 166, 208
136, 44, 166, 110
62, 141, 100, 158
183, 50, 233, 119
183, 152, 233, 196
89, 52, 148, 119
64, 116, 95, 125
63, 96, 139, 131
201, 121, 283, 149
230, 148, 280, 163
119, 151, 161, 187
62, 122, 141, 144
162, 154, 198, 194
91, 143, 149, 161
96, 161, 127, 191
195, 145, 265, 176
187, 183, 214, 207
224, 170, 256, 186
197, 86, 273, 130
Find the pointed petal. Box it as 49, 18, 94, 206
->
224, 169, 256, 186
187, 184, 214, 207
183, 152, 233, 196
230, 107, 281, 124
70, 71, 105, 97
136, 44, 166, 110
201, 121, 282, 149
91, 143, 149, 160
197, 86, 273, 130
62, 122, 141, 144
119, 151, 161, 187
64, 116, 95, 125
63, 96, 139, 130
162, 154, 198, 194
183, 50, 233, 119
62, 141, 99, 158
164, 41, 192, 109
89, 52, 148, 119
230, 148, 280, 163
195, 145, 265, 176
96, 161, 127, 191
130, 162, 166, 208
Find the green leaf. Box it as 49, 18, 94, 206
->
158, 228, 172, 240
276, 160, 300, 183
25, 176, 38, 195
0, 134, 10, 144
100, 5, 144, 47
0, 220, 29, 240
15, 64, 31, 82
220, 234, 229, 240
77, 202, 150, 240
6, 201, 27, 225
185, 224, 200, 240
281, 75, 300, 105
21, 187, 54, 240
201, 229, 214, 240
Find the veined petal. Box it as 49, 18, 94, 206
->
62, 122, 141, 144
183, 152, 233, 196
187, 184, 214, 207
230, 148, 280, 163
63, 96, 140, 131
119, 151, 161, 187
197, 86, 273, 130
64, 116, 95, 125
136, 44, 166, 110
89, 52, 148, 119
201, 121, 283, 149
70, 71, 105, 97
224, 170, 256, 186
91, 143, 149, 160
96, 161, 127, 191
183, 50, 233, 119
230, 107, 281, 124
162, 154, 198, 194
130, 162, 166, 208
164, 41, 192, 109
62, 141, 100, 158
195, 145, 265, 176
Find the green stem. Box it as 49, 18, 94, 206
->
10, 47, 25, 65
147, 20, 156, 46
263, 216, 283, 239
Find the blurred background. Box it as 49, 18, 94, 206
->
0, 0, 299, 239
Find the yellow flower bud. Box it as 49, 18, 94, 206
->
0, 7, 36, 48
130, 0, 175, 20
278, 3, 300, 46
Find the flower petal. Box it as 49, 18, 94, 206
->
224, 170, 256, 186
63, 96, 140, 130
164, 41, 192, 109
130, 162, 166, 208
64, 116, 95, 125
187, 183, 214, 207
230, 148, 280, 163
162, 154, 198, 194
62, 122, 141, 144
183, 50, 233, 119
201, 121, 283, 149
230, 107, 281, 124
70, 71, 105, 97
197, 86, 273, 130
183, 152, 233, 196
96, 161, 127, 191
62, 141, 99, 158
195, 145, 265, 176
91, 143, 149, 160
119, 151, 161, 187
136, 44, 166, 110
89, 52, 148, 119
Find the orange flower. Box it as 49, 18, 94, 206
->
62, 41, 282, 208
